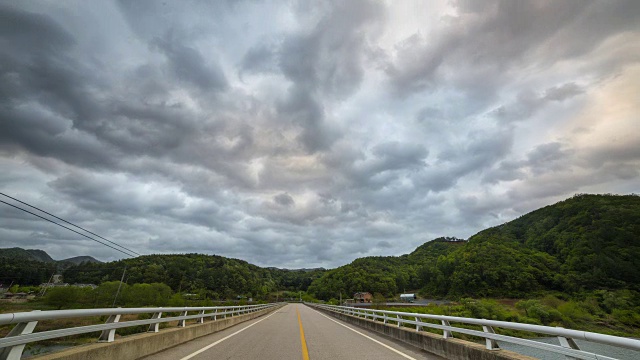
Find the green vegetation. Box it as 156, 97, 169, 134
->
0, 257, 57, 286
307, 238, 465, 299
60, 254, 325, 300
2, 194, 639, 318
380, 290, 640, 338
309, 194, 640, 300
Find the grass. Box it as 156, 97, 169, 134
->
376, 294, 640, 342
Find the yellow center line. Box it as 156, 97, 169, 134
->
297, 306, 310, 360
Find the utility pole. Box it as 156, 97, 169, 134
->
112, 266, 126, 307
40, 273, 54, 297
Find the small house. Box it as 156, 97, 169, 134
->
353, 292, 372, 303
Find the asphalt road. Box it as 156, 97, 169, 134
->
142, 303, 444, 360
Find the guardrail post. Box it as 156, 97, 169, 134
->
396, 314, 401, 327
0, 310, 40, 360
441, 320, 453, 339
198, 310, 205, 324
177, 311, 188, 327
558, 334, 581, 359
98, 312, 121, 342
482, 324, 500, 350
148, 309, 162, 333
383, 314, 388, 324
415, 317, 422, 331
211, 309, 218, 321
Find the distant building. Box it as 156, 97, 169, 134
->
353, 292, 372, 303
400, 293, 417, 302
39, 283, 69, 288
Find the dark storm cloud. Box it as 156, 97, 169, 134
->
279, 0, 384, 97
243, 0, 386, 153
0, 5, 117, 168
239, 43, 279, 76
0, 4, 74, 54
491, 83, 585, 123
151, 31, 228, 92
276, 87, 336, 153
273, 193, 295, 207
0, 0, 638, 268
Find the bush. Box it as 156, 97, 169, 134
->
612, 309, 640, 327
557, 301, 593, 323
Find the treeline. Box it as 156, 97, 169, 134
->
0, 258, 57, 287
307, 239, 465, 299
4, 194, 639, 303
420, 194, 640, 298
61, 254, 325, 300
309, 194, 640, 300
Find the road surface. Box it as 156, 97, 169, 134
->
142, 303, 444, 360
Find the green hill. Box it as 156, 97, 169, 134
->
309, 194, 639, 300
419, 194, 640, 298
3, 194, 638, 301
61, 253, 325, 299
307, 238, 465, 299
59, 256, 102, 265
0, 247, 55, 262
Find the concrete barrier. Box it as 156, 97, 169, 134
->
34, 305, 284, 360
311, 306, 536, 360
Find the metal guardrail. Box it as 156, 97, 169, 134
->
0, 303, 279, 360
308, 303, 640, 360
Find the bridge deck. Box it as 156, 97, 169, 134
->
143, 303, 444, 360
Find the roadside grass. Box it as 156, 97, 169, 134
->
377, 295, 640, 342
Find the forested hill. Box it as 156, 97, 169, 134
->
61, 254, 326, 299
0, 248, 100, 286
0, 247, 55, 262
307, 237, 465, 300
3, 194, 638, 300
309, 194, 640, 300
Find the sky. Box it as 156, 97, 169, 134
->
0, 0, 639, 268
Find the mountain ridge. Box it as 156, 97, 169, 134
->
0, 247, 101, 264
2, 194, 638, 300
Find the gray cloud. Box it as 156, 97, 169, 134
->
151, 31, 228, 92
0, 0, 638, 268
273, 193, 295, 207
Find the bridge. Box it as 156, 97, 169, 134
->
1, 303, 639, 359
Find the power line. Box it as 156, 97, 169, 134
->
0, 199, 137, 258
0, 192, 140, 256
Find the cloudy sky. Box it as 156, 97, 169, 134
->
1, 0, 639, 268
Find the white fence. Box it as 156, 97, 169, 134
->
309, 303, 640, 360
0, 303, 278, 360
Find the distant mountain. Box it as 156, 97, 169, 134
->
0, 247, 55, 262
60, 256, 102, 265
3, 194, 638, 300
0, 247, 101, 264
0, 248, 103, 287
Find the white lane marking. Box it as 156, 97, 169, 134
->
311, 308, 418, 360
179, 310, 279, 360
